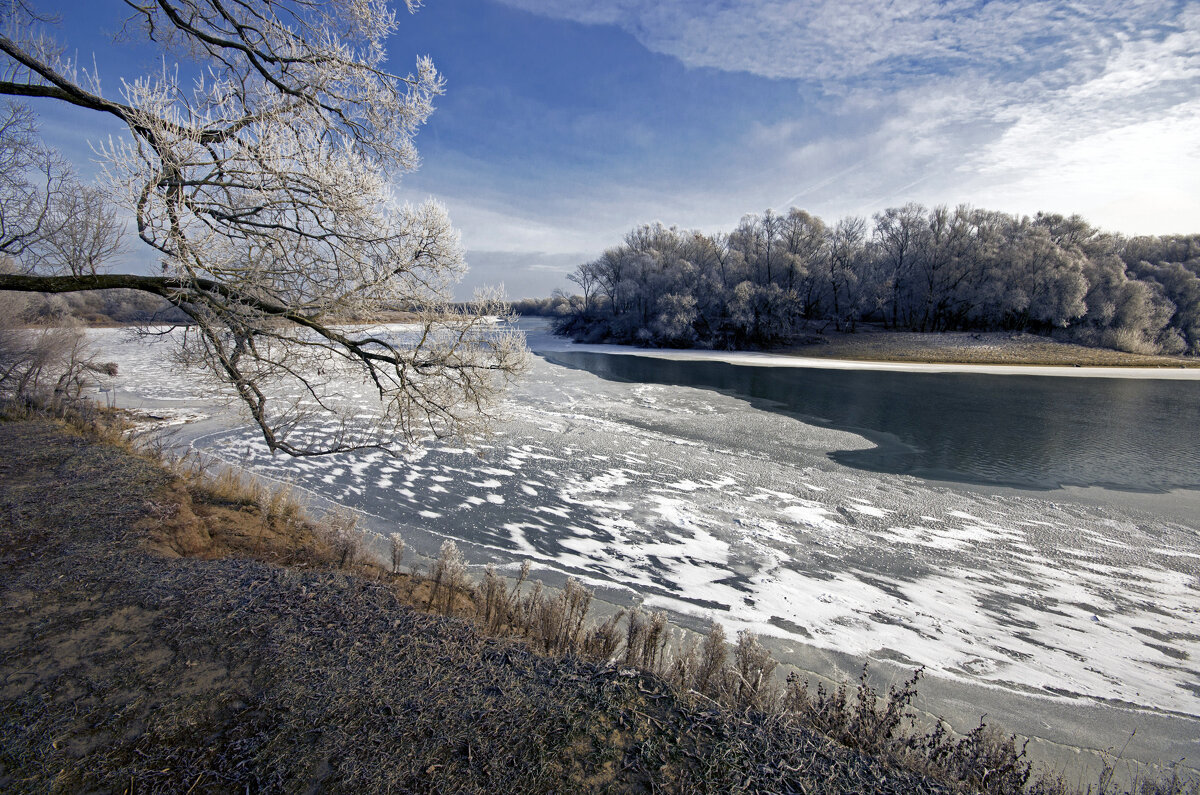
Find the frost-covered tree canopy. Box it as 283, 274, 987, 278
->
0, 0, 527, 454
556, 206, 1200, 356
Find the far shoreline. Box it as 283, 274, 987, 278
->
525, 321, 1200, 379
775, 326, 1200, 369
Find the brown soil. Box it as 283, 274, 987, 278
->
780, 328, 1199, 367
0, 419, 950, 794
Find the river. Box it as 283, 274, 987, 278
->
87, 321, 1200, 776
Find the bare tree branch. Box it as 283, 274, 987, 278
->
0, 0, 528, 454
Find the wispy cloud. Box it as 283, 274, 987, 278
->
964, 18, 1200, 176
495, 0, 1191, 84
492, 0, 1200, 235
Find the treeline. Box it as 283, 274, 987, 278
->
509, 296, 571, 316
552, 205, 1200, 355
9, 288, 190, 326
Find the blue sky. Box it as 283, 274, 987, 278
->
23, 0, 1200, 297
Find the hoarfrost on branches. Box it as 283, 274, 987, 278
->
0, 0, 528, 454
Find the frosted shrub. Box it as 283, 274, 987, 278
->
427, 540, 468, 615
476, 564, 509, 634
732, 630, 777, 711
320, 509, 361, 569
642, 610, 669, 673
1104, 327, 1158, 355
694, 621, 728, 697
262, 484, 301, 525
527, 577, 594, 655
582, 609, 626, 661
389, 532, 406, 575
623, 606, 647, 667
670, 634, 701, 692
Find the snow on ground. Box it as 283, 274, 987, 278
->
88, 325, 1200, 721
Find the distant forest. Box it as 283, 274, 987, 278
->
535, 205, 1199, 355
12, 288, 190, 326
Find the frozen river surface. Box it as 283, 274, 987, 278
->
90, 325, 1200, 729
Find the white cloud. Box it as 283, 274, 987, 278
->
441, 199, 600, 253
496, 0, 1187, 84
402, 176, 767, 261
965, 22, 1200, 176
493, 1, 1200, 236
960, 101, 1200, 234
405, 0, 1200, 278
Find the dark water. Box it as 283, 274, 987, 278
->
542, 351, 1200, 493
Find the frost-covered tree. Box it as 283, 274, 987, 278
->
556, 204, 1199, 356
0, 100, 66, 256
33, 184, 125, 277
0, 0, 526, 454
1132, 261, 1200, 354
873, 203, 924, 328
825, 215, 871, 331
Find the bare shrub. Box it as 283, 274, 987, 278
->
389, 532, 406, 575
401, 561, 423, 601
783, 665, 921, 755
1131, 767, 1200, 795
509, 560, 532, 612
784, 673, 851, 739
262, 484, 302, 525
531, 587, 565, 653
0, 322, 118, 411
669, 633, 700, 693
693, 621, 728, 698
427, 540, 468, 615
476, 559, 535, 636
514, 579, 544, 636
202, 466, 265, 507
641, 610, 669, 673
907, 717, 1032, 795
560, 578, 594, 653
532, 577, 593, 655
582, 609, 625, 661
319, 509, 361, 570
623, 606, 648, 668
731, 630, 778, 711
476, 564, 509, 634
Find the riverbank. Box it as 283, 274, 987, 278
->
539, 318, 1199, 371
4, 416, 1198, 792
0, 418, 959, 793
777, 327, 1199, 368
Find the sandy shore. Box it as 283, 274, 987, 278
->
780, 327, 1199, 367
531, 328, 1200, 379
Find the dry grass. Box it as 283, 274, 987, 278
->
780, 327, 1199, 368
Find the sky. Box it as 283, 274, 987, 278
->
19, 0, 1200, 298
